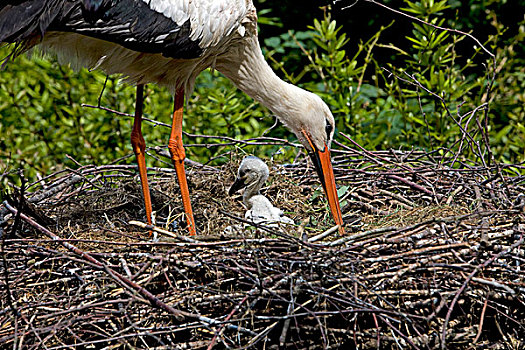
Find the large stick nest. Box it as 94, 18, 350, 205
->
1, 145, 524, 349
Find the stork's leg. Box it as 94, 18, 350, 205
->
168, 88, 196, 235
130, 84, 153, 229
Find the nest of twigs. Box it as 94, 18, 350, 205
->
1, 143, 524, 349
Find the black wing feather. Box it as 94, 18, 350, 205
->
0, 0, 66, 42
1, 0, 203, 60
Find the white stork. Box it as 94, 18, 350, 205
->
0, 0, 345, 235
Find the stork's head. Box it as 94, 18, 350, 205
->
277, 89, 344, 234
288, 92, 336, 152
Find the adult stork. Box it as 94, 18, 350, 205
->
0, 0, 345, 235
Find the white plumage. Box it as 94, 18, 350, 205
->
39, 0, 256, 95
245, 195, 294, 226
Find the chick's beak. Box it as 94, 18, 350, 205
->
309, 144, 345, 235
229, 176, 246, 196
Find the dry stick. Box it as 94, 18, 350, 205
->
207, 293, 251, 350
473, 292, 489, 345
1, 211, 19, 350
38, 299, 131, 319
279, 317, 292, 347
378, 188, 416, 208
282, 279, 301, 348
337, 134, 433, 184
29, 331, 206, 350
150, 147, 219, 171
337, 209, 508, 250
81, 103, 132, 117
243, 322, 278, 348
377, 315, 420, 350
308, 225, 340, 243
128, 220, 199, 243
387, 175, 436, 199
328, 225, 398, 246
27, 175, 84, 204
2, 202, 256, 336
365, 242, 470, 263
440, 233, 524, 349
471, 277, 516, 295
1, 202, 18, 315
129, 221, 282, 246
450, 106, 482, 169
386, 67, 484, 149
339, 133, 439, 200
83, 102, 303, 149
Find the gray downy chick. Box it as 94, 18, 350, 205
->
229, 156, 293, 227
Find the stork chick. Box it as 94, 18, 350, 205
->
229, 156, 293, 227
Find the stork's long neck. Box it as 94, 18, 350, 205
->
216, 36, 302, 122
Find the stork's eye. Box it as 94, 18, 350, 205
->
325, 121, 333, 139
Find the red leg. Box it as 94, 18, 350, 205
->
130, 84, 153, 231
168, 88, 196, 235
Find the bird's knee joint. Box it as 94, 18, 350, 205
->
131, 132, 146, 154
168, 139, 186, 161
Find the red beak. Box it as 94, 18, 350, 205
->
309, 144, 345, 235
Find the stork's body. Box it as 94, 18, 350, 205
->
0, 0, 345, 235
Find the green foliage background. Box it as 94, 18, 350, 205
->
1, 0, 524, 187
